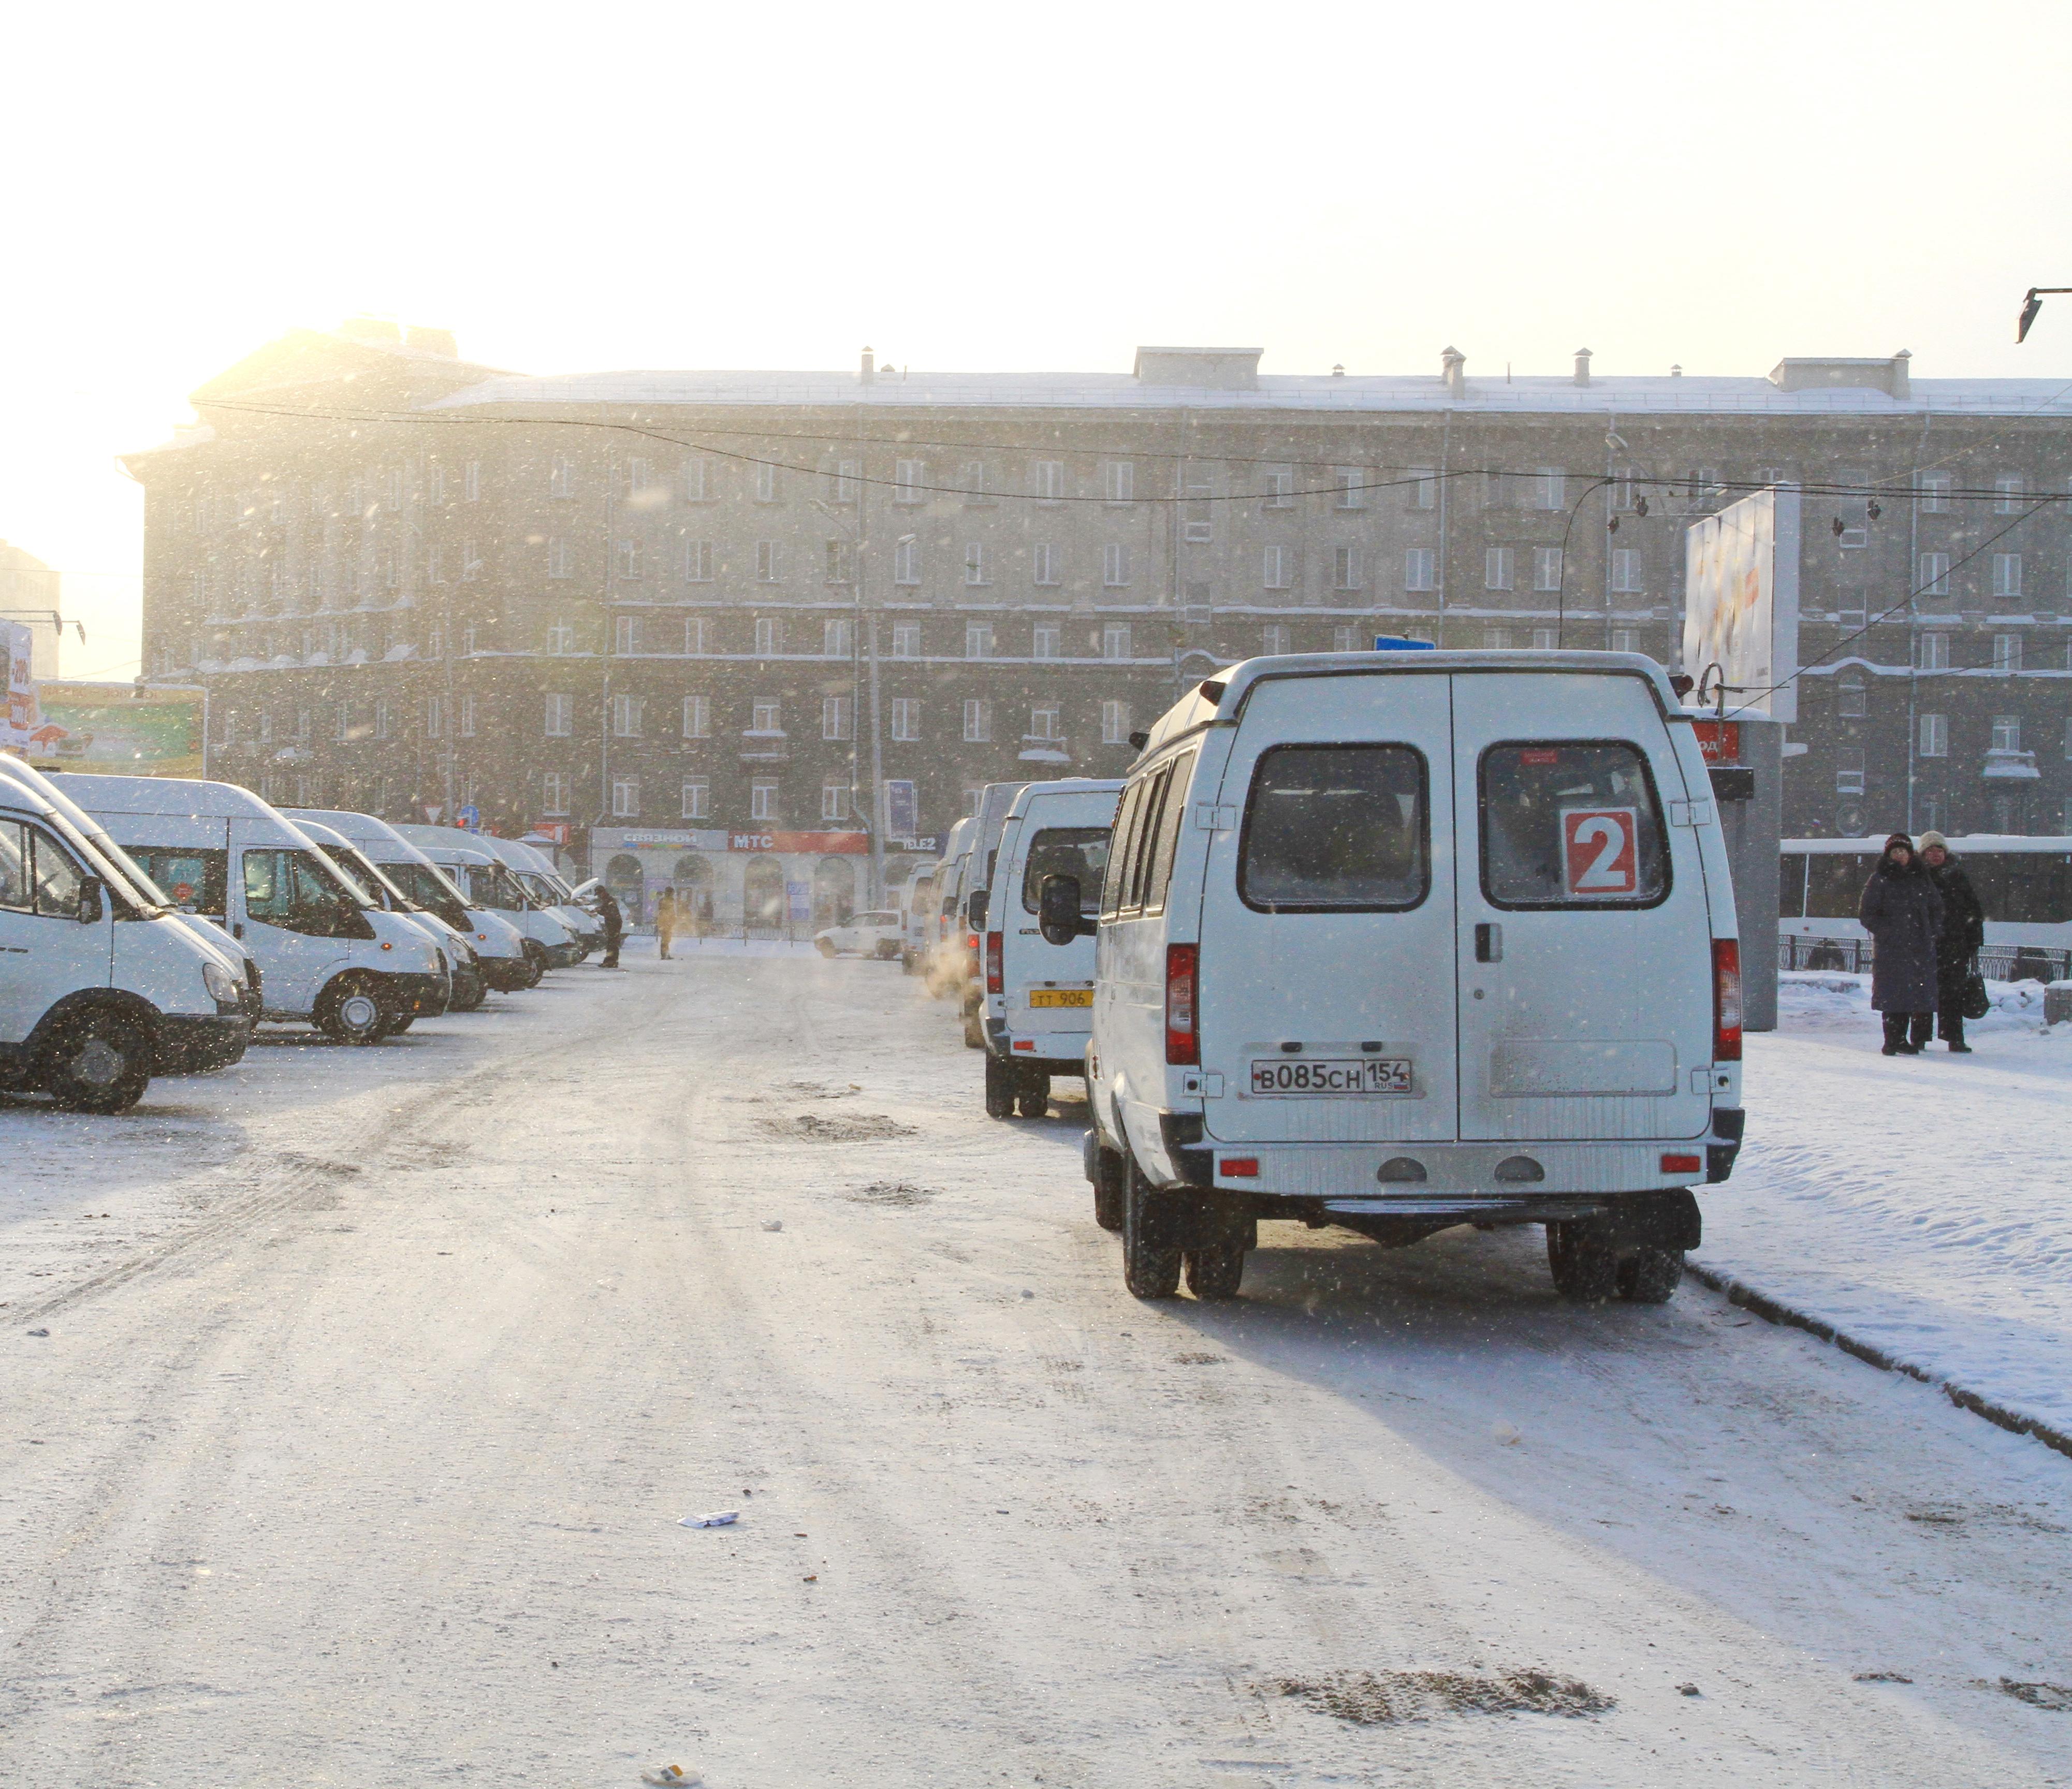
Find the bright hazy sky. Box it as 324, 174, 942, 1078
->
4, 0, 2069, 681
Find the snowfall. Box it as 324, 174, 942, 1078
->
5, 947, 2072, 1787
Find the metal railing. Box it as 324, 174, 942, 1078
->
1779, 936, 2069, 983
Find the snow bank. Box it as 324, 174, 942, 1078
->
1695, 970, 2072, 1442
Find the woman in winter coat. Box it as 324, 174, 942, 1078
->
1858, 832, 1944, 1055
1918, 830, 1984, 1052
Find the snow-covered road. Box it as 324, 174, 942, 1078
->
6, 952, 2072, 1787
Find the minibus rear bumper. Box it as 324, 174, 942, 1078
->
983, 1017, 1088, 1076
153, 1013, 251, 1076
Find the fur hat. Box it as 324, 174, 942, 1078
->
1881, 831, 1915, 857
1918, 830, 1950, 852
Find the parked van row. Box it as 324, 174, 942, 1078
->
917, 649, 1747, 1310
0, 755, 599, 1113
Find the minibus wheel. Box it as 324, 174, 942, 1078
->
520, 943, 547, 987
1616, 1247, 1685, 1304
316, 975, 391, 1045
1091, 1146, 1126, 1232
1121, 1155, 1183, 1299
1185, 1245, 1246, 1301
449, 970, 486, 1013
984, 1055, 1015, 1119
1016, 1073, 1049, 1119
1545, 1220, 1619, 1303
43, 1011, 152, 1114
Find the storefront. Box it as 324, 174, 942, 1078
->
586, 828, 871, 933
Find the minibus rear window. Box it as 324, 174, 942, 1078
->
1021, 828, 1112, 914
129, 847, 229, 917
1480, 741, 1668, 909
1238, 745, 1430, 913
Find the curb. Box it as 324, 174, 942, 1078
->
1685, 1260, 2072, 1464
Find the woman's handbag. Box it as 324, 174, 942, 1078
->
1961, 955, 1992, 1021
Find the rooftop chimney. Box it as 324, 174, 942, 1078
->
1573, 347, 1593, 387
860, 345, 876, 384
1440, 346, 1466, 399
1331, 363, 1345, 377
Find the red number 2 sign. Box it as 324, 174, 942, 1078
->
1562, 808, 1638, 896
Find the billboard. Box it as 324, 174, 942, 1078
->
26, 682, 206, 776
4, 620, 38, 750
1682, 486, 1800, 723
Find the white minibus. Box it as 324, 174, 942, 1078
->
293, 818, 487, 1014
898, 864, 938, 975
62, 774, 449, 1043
0, 758, 250, 1110
981, 779, 1121, 1119
1037, 651, 1744, 1307
480, 834, 600, 957
926, 817, 978, 1002
397, 826, 579, 971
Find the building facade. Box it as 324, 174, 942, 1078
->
126, 324, 2072, 921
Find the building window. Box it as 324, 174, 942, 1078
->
1263, 623, 1292, 655
1408, 467, 1437, 510
823, 696, 852, 740
544, 616, 575, 654
960, 461, 991, 503
542, 772, 570, 817
1484, 626, 1514, 650
685, 540, 714, 582
2064, 714, 2072, 760
966, 622, 994, 659
830, 460, 858, 505
1263, 546, 1292, 591
893, 538, 920, 585
373, 701, 390, 740
683, 694, 710, 738
1993, 715, 2022, 752
1918, 472, 1951, 513
611, 777, 639, 818
459, 694, 475, 738
1032, 624, 1060, 659
1333, 546, 1362, 592
1101, 699, 1131, 744
824, 618, 854, 657
820, 782, 850, 821
1610, 548, 1642, 594
964, 544, 989, 586
1102, 543, 1130, 588
962, 699, 991, 743
750, 699, 781, 734
1031, 460, 1065, 502
686, 616, 711, 653
1032, 544, 1060, 586
1332, 626, 1357, 651
1526, 628, 1555, 651
756, 541, 781, 583
550, 454, 577, 498
1103, 462, 1134, 503
548, 538, 572, 579
755, 463, 780, 504
682, 456, 709, 503
1919, 712, 1948, 758
1261, 465, 1294, 508
891, 621, 921, 658
1995, 474, 2025, 514
383, 468, 402, 511
1484, 548, 1513, 591
614, 615, 640, 655
611, 694, 643, 738
1536, 467, 1566, 510
460, 538, 480, 580
1102, 623, 1131, 660
1334, 468, 1366, 510
891, 698, 920, 741
1838, 675, 1868, 717
1917, 632, 1950, 670
1918, 552, 1950, 598
894, 459, 924, 504
681, 778, 709, 819
1994, 633, 2023, 672
821, 538, 853, 585
1835, 746, 1865, 795
426, 696, 443, 739
1404, 549, 1436, 592
755, 617, 779, 656
545, 693, 574, 737
750, 781, 779, 821
1610, 628, 1641, 655
427, 546, 446, 584
1029, 702, 1061, 742
1993, 554, 2023, 599
1533, 547, 1564, 593
463, 461, 480, 502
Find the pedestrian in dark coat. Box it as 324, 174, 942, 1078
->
1918, 830, 1983, 1052
594, 884, 624, 969
1858, 832, 1943, 1054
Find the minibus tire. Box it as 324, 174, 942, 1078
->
520, 943, 547, 988
1122, 1155, 1183, 1299
449, 970, 486, 1013
1185, 1245, 1246, 1301
316, 976, 392, 1046
1016, 1079, 1049, 1119
42, 1011, 152, 1114
1091, 1147, 1126, 1232
962, 1008, 985, 1050
817, 939, 837, 958
984, 1055, 1015, 1119
1545, 1221, 1619, 1303
1616, 1247, 1685, 1304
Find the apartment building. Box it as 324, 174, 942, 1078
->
125, 324, 2072, 919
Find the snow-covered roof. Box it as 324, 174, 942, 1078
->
424, 368, 2072, 420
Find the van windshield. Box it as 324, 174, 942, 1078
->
128, 846, 230, 917
1480, 741, 1668, 908
1022, 828, 1111, 913
1239, 744, 1429, 912
382, 860, 472, 928
464, 863, 529, 912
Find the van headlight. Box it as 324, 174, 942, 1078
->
202, 961, 239, 1004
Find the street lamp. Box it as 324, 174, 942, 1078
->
2017, 287, 2072, 343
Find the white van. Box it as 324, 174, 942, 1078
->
62, 774, 450, 1043
925, 818, 978, 1001
957, 782, 1032, 1043
292, 818, 487, 1014
0, 758, 250, 1110
397, 826, 579, 971
1039, 651, 1744, 1306
480, 834, 600, 957
284, 806, 530, 996
898, 864, 938, 975
981, 779, 1122, 1119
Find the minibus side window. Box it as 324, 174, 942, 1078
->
1239, 745, 1429, 912
132, 848, 228, 916
29, 828, 88, 919
1101, 778, 1151, 919
1479, 741, 1668, 910
244, 848, 369, 937
1777, 854, 1805, 918
1805, 854, 1874, 918
0, 820, 30, 911
1122, 762, 1179, 915
1021, 828, 1112, 914
1143, 750, 1198, 917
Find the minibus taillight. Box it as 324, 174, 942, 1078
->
985, 931, 1003, 993
1165, 943, 1200, 1065
1713, 939, 1743, 1063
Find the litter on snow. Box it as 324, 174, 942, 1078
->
679, 1511, 740, 1528
641, 1768, 701, 1786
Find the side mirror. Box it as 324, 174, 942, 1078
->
967, 889, 988, 931
1038, 874, 1094, 945
77, 876, 105, 923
